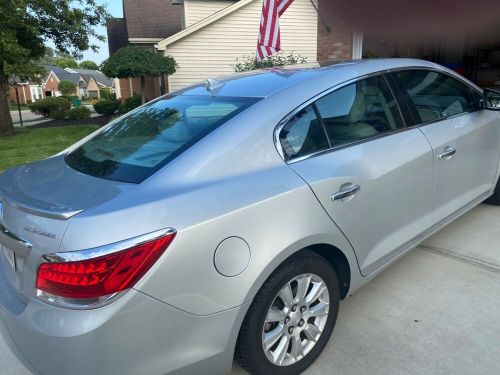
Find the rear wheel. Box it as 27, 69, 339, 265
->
235, 250, 340, 374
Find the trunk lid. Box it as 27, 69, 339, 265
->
0, 156, 129, 302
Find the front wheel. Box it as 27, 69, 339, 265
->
235, 250, 340, 374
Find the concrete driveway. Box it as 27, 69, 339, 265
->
2, 205, 500, 375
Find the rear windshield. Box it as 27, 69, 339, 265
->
65, 95, 258, 183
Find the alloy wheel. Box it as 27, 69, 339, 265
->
261, 273, 330, 366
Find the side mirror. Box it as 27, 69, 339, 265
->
483, 88, 500, 111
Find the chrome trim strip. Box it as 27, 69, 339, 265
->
35, 289, 127, 311
0, 223, 33, 257
41, 227, 177, 263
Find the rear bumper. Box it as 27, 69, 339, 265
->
0, 268, 249, 375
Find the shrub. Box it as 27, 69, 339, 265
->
100, 87, 115, 100
94, 99, 119, 115
119, 94, 142, 114
67, 106, 91, 120
29, 97, 71, 119
234, 52, 308, 72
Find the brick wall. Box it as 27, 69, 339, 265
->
8, 85, 32, 105
44, 74, 59, 96
118, 75, 168, 101
317, 0, 354, 61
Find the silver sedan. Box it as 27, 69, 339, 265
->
1, 59, 500, 375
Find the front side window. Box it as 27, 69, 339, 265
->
395, 70, 476, 123
315, 75, 404, 147
279, 105, 329, 161
65, 95, 258, 183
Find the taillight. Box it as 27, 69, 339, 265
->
36, 230, 176, 308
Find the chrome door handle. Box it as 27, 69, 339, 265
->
438, 146, 456, 160
331, 184, 361, 201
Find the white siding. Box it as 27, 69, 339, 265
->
184, 0, 236, 27
166, 0, 318, 91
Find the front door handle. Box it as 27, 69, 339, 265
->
438, 146, 456, 160
331, 184, 361, 201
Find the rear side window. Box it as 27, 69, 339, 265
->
315, 75, 404, 147
395, 70, 476, 123
279, 105, 329, 161
65, 95, 257, 183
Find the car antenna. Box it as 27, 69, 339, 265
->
205, 78, 225, 97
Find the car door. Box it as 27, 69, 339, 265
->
393, 69, 500, 225
278, 74, 434, 276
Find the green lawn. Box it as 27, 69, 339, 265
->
0, 125, 99, 172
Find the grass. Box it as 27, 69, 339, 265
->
0, 125, 99, 172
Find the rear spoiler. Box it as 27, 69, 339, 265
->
0, 193, 82, 221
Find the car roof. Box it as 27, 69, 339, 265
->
175, 58, 440, 98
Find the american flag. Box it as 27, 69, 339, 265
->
256, 0, 294, 61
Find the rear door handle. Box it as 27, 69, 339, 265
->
438, 146, 456, 160
331, 184, 361, 201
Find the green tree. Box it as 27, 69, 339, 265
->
53, 56, 79, 69
101, 46, 177, 105
58, 80, 76, 97
79, 60, 99, 70
0, 0, 108, 136
39, 46, 56, 65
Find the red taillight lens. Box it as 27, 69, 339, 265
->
36, 233, 176, 300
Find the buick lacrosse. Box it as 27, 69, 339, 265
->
1, 59, 500, 375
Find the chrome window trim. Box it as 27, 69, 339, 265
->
34, 227, 176, 310
274, 65, 485, 164
286, 126, 415, 165
274, 70, 407, 163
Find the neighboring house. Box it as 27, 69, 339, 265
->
43, 66, 79, 97
156, 0, 318, 91
7, 76, 44, 105
43, 66, 113, 99
65, 68, 114, 93
106, 0, 183, 99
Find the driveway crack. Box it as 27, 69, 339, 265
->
420, 244, 500, 274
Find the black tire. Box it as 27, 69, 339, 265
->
235, 250, 340, 375
485, 183, 500, 205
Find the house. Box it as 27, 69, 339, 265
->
156, 0, 319, 91
43, 66, 113, 99
7, 75, 45, 106
65, 68, 115, 94
106, 0, 183, 99
108, 0, 499, 97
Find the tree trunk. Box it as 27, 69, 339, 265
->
140, 75, 146, 104
0, 75, 15, 137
